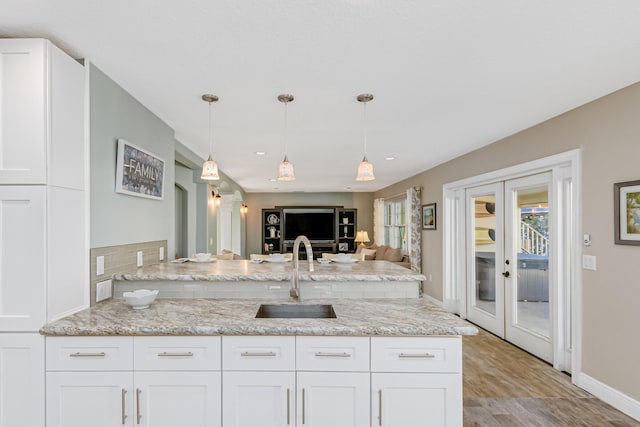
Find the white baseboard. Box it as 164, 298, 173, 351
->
421, 293, 443, 307
576, 372, 640, 422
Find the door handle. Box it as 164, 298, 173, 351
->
502, 271, 510, 278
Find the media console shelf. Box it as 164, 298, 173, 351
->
261, 206, 358, 257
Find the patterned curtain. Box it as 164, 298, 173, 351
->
405, 187, 422, 272
373, 198, 385, 245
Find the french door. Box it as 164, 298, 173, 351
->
466, 172, 553, 362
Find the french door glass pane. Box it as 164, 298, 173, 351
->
514, 185, 550, 338
473, 195, 497, 316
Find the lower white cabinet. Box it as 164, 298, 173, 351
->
223, 371, 295, 427
371, 373, 462, 427
297, 372, 370, 427
46, 371, 133, 427
0, 333, 44, 427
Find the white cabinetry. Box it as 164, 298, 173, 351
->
371, 337, 463, 427
46, 337, 222, 427
0, 37, 85, 427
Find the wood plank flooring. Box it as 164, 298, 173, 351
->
463, 329, 639, 426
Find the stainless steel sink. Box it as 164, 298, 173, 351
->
255, 304, 337, 319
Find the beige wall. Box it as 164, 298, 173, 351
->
243, 192, 374, 256
375, 82, 640, 402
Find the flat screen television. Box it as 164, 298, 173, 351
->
283, 208, 336, 242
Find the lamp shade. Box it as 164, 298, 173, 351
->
355, 230, 370, 246
277, 155, 295, 181
356, 157, 375, 181
201, 155, 220, 180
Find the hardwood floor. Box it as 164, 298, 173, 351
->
463, 329, 639, 426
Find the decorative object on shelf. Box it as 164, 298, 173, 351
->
355, 230, 370, 247
200, 94, 220, 180
277, 94, 295, 181
356, 93, 375, 181
422, 203, 437, 230
343, 217, 349, 224
115, 139, 165, 200
338, 242, 349, 252
266, 213, 280, 224
614, 180, 640, 245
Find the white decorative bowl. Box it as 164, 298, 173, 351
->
123, 289, 159, 309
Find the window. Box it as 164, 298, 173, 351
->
384, 198, 406, 250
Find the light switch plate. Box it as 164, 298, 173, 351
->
137, 251, 143, 267
582, 254, 597, 271
159, 247, 165, 261
96, 279, 112, 302
96, 255, 105, 276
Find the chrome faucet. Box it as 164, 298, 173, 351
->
291, 235, 314, 299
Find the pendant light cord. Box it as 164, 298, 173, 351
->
283, 100, 288, 158
208, 101, 213, 156
362, 100, 368, 160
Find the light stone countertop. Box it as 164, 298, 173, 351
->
40, 298, 478, 337
112, 260, 426, 283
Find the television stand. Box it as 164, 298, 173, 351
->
283, 242, 337, 260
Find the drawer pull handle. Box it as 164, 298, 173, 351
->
286, 388, 291, 425
398, 352, 435, 359
121, 389, 127, 425
314, 352, 351, 358
70, 352, 106, 358
302, 387, 306, 424
157, 352, 194, 357
240, 351, 277, 357
378, 389, 382, 426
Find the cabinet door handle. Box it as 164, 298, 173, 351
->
240, 351, 276, 357
398, 352, 435, 359
378, 389, 382, 426
70, 352, 106, 358
302, 387, 306, 424
121, 389, 127, 425
286, 388, 291, 425
314, 352, 351, 358
157, 351, 194, 357
136, 388, 142, 424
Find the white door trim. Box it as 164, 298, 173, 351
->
442, 148, 582, 381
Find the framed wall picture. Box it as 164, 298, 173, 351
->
422, 203, 436, 230
614, 180, 640, 245
115, 139, 165, 200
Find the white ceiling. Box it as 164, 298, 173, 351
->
2, 1, 639, 192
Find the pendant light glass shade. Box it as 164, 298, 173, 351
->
277, 94, 295, 181
355, 93, 375, 181
201, 94, 220, 180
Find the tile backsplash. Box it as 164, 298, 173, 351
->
89, 240, 167, 305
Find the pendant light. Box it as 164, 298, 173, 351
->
356, 93, 375, 181
277, 94, 295, 181
201, 94, 220, 180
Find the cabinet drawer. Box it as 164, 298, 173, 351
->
134, 336, 221, 371
222, 336, 295, 371
296, 336, 369, 372
370, 336, 461, 373
46, 337, 133, 371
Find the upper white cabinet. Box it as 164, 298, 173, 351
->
0, 38, 84, 187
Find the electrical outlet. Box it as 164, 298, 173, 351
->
96, 279, 112, 302
137, 251, 143, 267
159, 247, 165, 261
582, 254, 597, 271
96, 255, 105, 276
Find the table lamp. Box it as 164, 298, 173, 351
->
355, 230, 370, 247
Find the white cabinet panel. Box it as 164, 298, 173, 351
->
46, 336, 133, 371
134, 336, 221, 371
46, 371, 134, 427
222, 336, 295, 371
0, 333, 44, 427
297, 371, 370, 427
134, 371, 221, 427
372, 373, 462, 427
0, 39, 46, 184
296, 336, 369, 372
223, 371, 295, 427
0, 186, 46, 331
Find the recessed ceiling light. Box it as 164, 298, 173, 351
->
269, 178, 277, 182
255, 151, 267, 156
385, 156, 395, 161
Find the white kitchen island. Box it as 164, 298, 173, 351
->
41, 298, 476, 427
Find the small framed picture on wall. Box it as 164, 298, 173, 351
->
614, 180, 640, 245
422, 203, 436, 230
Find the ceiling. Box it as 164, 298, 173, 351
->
2, 1, 639, 193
